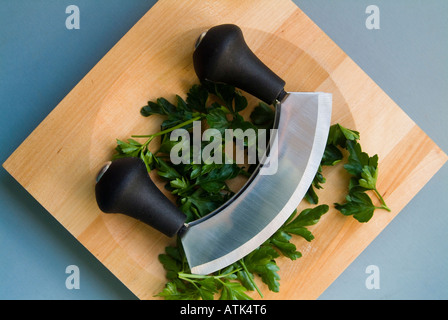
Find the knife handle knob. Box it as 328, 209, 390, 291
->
95, 157, 186, 237
193, 24, 286, 105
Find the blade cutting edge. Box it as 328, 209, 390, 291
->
181, 92, 332, 275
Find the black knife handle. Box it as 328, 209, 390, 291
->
95, 157, 186, 237
193, 24, 287, 105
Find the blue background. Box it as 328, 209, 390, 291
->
1, 0, 447, 299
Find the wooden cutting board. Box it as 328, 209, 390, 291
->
3, 0, 447, 300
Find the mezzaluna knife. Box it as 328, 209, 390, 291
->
95, 24, 332, 275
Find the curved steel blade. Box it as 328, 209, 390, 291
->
181, 92, 332, 275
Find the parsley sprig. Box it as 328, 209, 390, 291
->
111, 83, 388, 299
306, 123, 391, 222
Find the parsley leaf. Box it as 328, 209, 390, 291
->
343, 140, 378, 177
115, 138, 142, 156
155, 157, 182, 180
336, 140, 390, 221
281, 205, 329, 239
181, 189, 226, 221
243, 245, 281, 292
335, 187, 377, 222
359, 165, 378, 190
267, 205, 329, 259
250, 102, 275, 129
219, 281, 253, 300
305, 166, 326, 204
327, 123, 360, 148
205, 108, 230, 134
186, 84, 208, 113
156, 280, 199, 300
195, 163, 241, 193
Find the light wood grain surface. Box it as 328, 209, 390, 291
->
3, 0, 447, 299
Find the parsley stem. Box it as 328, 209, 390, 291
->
141, 136, 154, 148
178, 269, 241, 280
131, 116, 202, 139
373, 188, 391, 212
